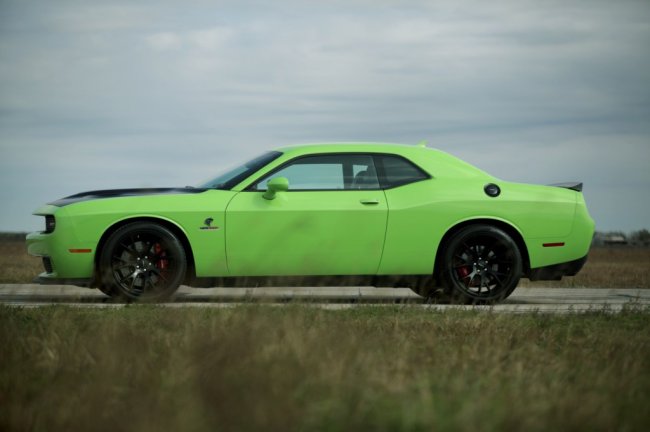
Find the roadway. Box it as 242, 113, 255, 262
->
1, 284, 648, 313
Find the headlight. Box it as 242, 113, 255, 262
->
45, 215, 56, 233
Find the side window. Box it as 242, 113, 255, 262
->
378, 155, 429, 188
253, 154, 380, 190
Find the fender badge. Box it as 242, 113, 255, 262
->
200, 217, 220, 230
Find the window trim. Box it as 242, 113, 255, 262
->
243, 152, 431, 192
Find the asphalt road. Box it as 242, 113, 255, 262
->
1, 284, 648, 313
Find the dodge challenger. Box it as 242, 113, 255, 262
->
26, 142, 594, 303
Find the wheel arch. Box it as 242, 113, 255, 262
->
93, 216, 196, 284
433, 218, 530, 282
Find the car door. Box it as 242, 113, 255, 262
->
225, 154, 388, 276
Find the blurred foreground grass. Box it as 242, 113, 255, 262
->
2, 236, 649, 288
1, 306, 649, 431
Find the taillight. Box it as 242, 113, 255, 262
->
45, 215, 56, 233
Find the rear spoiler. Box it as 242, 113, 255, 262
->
549, 182, 583, 192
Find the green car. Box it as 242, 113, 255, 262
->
26, 143, 594, 303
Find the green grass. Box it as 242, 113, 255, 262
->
1, 306, 649, 431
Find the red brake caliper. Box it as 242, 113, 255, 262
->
457, 266, 470, 282
153, 243, 168, 270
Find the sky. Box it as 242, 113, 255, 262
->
1, 0, 649, 233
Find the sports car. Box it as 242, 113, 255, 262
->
26, 142, 594, 303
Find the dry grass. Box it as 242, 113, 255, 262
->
0, 239, 42, 284
3, 237, 650, 431
1, 306, 649, 432
3, 236, 649, 288
519, 247, 650, 288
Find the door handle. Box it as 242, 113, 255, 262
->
360, 199, 380, 205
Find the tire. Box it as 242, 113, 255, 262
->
98, 222, 187, 301
439, 225, 522, 304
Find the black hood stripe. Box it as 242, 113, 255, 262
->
49, 188, 208, 207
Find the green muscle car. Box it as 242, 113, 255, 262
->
26, 142, 595, 303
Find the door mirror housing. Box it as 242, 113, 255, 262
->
263, 177, 289, 200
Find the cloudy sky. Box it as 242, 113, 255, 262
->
1, 0, 649, 232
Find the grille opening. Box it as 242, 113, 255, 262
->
42, 257, 53, 274
45, 215, 56, 233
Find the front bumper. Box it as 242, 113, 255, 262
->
26, 230, 96, 281
528, 254, 588, 281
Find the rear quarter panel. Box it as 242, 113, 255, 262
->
378, 178, 579, 275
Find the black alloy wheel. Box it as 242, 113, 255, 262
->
440, 225, 522, 303
99, 222, 187, 301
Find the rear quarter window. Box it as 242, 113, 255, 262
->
377, 155, 429, 188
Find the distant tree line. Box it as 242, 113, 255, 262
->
593, 229, 650, 247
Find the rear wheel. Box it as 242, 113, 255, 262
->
440, 225, 522, 304
98, 222, 187, 301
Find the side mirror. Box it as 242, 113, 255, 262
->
263, 177, 289, 200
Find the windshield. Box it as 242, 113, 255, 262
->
198, 151, 283, 190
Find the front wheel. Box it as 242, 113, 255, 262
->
440, 225, 522, 304
98, 222, 187, 301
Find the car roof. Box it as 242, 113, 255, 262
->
276, 142, 431, 155
272, 142, 492, 180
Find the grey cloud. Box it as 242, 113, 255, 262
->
1, 0, 649, 232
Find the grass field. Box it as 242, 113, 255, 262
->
2, 236, 649, 288
2, 238, 650, 431
1, 306, 649, 431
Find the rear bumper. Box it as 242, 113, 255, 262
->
528, 254, 588, 281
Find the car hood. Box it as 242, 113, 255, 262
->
49, 188, 208, 207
